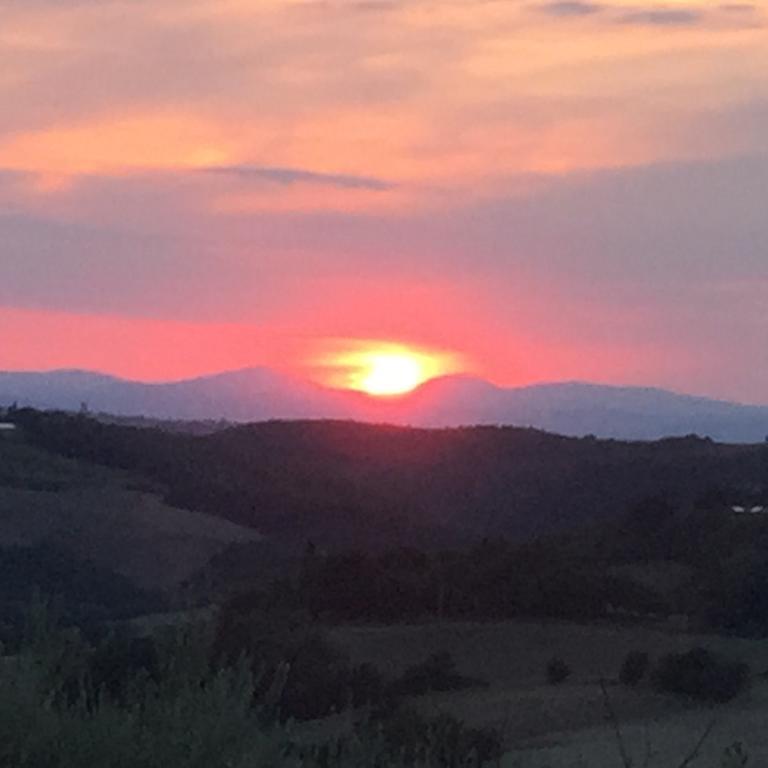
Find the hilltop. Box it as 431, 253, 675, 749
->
8, 409, 767, 552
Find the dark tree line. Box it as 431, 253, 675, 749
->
9, 408, 767, 553
0, 543, 165, 649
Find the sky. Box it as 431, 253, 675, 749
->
1, 0, 766, 402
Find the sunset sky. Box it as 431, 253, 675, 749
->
1, 0, 766, 402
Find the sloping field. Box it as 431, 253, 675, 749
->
504, 697, 768, 768
331, 619, 768, 766
0, 487, 262, 590
0, 438, 261, 590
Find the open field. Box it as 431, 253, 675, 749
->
503, 703, 768, 768
0, 487, 262, 590
0, 437, 131, 492
331, 619, 768, 766
0, 438, 261, 590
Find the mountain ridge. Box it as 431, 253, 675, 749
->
1, 368, 767, 443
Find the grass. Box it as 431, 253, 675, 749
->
0, 438, 125, 492
0, 603, 505, 767
330, 618, 768, 766
0, 439, 261, 591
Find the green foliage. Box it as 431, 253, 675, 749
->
213, 593, 385, 721
545, 657, 571, 685
297, 542, 667, 626
0, 544, 165, 651
653, 647, 750, 702
0, 602, 504, 767
619, 650, 650, 686
0, 618, 285, 768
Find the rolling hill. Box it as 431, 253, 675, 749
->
2, 368, 768, 442
10, 410, 768, 551
0, 437, 261, 591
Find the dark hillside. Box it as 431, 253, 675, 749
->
11, 410, 767, 551
0, 426, 260, 592
0, 543, 164, 646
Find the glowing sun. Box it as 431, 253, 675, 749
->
314, 340, 464, 397
359, 353, 425, 396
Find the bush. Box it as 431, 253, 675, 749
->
546, 657, 571, 685
1, 603, 503, 767
388, 651, 480, 697
619, 651, 650, 686
0, 623, 287, 768
213, 598, 385, 721
358, 707, 504, 767
278, 635, 385, 720
653, 647, 750, 702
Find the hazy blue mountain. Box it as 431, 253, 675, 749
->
0, 368, 348, 422
1, 369, 767, 443
406, 376, 768, 442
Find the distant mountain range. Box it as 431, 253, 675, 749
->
1, 368, 767, 443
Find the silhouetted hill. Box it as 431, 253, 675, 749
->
2, 368, 767, 441
0, 436, 261, 591
10, 410, 768, 551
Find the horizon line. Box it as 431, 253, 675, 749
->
0, 366, 766, 409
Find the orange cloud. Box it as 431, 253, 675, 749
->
2, 0, 765, 211
0, 113, 238, 176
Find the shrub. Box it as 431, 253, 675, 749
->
358, 707, 504, 767
86, 633, 161, 704
619, 650, 650, 686
0, 621, 287, 768
213, 599, 385, 721
546, 656, 571, 685
388, 651, 480, 697
653, 647, 750, 702
2, 603, 504, 767
277, 635, 385, 720
292, 710, 504, 767
722, 742, 749, 768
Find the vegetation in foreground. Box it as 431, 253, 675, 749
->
1, 410, 767, 766
0, 599, 503, 768
3, 591, 762, 768
0, 602, 760, 768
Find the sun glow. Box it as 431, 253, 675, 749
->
359, 353, 425, 396
314, 340, 464, 397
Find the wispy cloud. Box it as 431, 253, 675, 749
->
202, 165, 395, 191
617, 8, 704, 26
538, 1, 604, 17
535, 2, 759, 27
291, 0, 401, 14
720, 3, 758, 12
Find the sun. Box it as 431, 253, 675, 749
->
359, 353, 425, 396
312, 339, 464, 397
